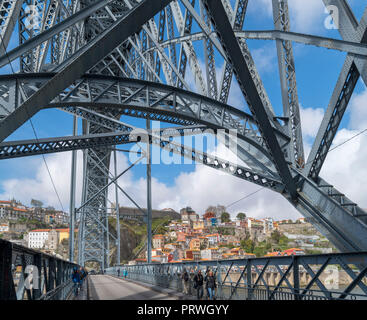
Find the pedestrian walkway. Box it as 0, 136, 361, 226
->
88, 275, 177, 300
109, 275, 197, 300
70, 277, 88, 300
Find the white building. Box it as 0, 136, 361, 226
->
206, 234, 220, 246
262, 217, 274, 233
0, 223, 9, 232
201, 248, 220, 260
28, 229, 50, 249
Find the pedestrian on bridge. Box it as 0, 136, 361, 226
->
182, 269, 189, 295
193, 270, 204, 300
205, 270, 217, 300
72, 267, 81, 296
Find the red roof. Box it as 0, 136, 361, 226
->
30, 229, 51, 232
56, 228, 70, 233
13, 208, 28, 212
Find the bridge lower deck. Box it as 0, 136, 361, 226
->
88, 275, 176, 300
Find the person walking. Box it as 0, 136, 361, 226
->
117, 269, 120, 277
182, 269, 189, 295
71, 267, 81, 296
193, 270, 204, 300
79, 267, 85, 290
204, 270, 210, 299
205, 270, 217, 300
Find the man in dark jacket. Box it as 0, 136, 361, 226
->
193, 270, 204, 300
182, 269, 189, 295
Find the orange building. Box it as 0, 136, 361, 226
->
189, 238, 200, 250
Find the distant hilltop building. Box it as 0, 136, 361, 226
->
203, 211, 216, 219
0, 199, 68, 224
117, 206, 180, 220
180, 207, 199, 222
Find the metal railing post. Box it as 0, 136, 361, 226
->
0, 240, 16, 300
33, 253, 42, 300
247, 259, 252, 300
293, 255, 300, 300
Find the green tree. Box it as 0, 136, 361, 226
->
253, 246, 267, 257
221, 212, 231, 223
271, 230, 281, 243
240, 239, 255, 253
236, 212, 246, 221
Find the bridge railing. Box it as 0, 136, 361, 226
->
106, 251, 367, 300
0, 239, 79, 300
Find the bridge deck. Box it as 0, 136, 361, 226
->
88, 275, 176, 300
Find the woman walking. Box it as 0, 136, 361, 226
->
205, 270, 217, 300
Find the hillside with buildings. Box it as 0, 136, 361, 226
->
126, 206, 336, 265
0, 199, 335, 264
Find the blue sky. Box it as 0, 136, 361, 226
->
1, 0, 367, 219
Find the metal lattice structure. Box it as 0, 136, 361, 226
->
1, 0, 367, 268
106, 251, 367, 300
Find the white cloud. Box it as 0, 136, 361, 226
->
300, 105, 324, 140
251, 44, 277, 75
249, 0, 327, 33
349, 88, 367, 130
0, 152, 84, 210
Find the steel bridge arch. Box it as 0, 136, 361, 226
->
0, 0, 367, 267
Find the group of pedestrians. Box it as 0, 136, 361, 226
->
71, 266, 88, 296
181, 269, 217, 300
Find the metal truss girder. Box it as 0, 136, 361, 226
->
65, 105, 280, 181
234, 137, 279, 179
173, 0, 194, 89
199, 0, 218, 100
109, 251, 367, 300
170, 0, 207, 95
180, 0, 227, 59
306, 2, 367, 179
218, 0, 282, 138
166, 5, 178, 84
0, 0, 173, 143
218, 0, 248, 104
0, 126, 284, 192
290, 172, 367, 253
0, 73, 288, 158
33, 0, 61, 72
0, 131, 134, 160
79, 118, 117, 267
306, 58, 359, 179
322, 1, 367, 84
272, 0, 304, 168
139, 30, 367, 58
152, 135, 284, 192
203, 0, 297, 198
237, 30, 367, 57
0, 0, 22, 55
